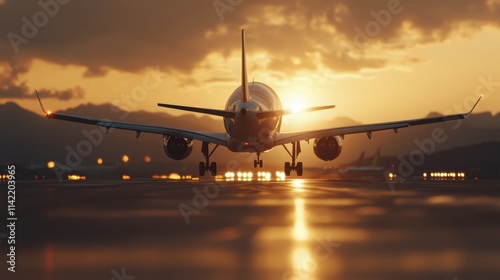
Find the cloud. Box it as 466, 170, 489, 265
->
0, 60, 85, 100
0, 0, 499, 77
0, 83, 85, 100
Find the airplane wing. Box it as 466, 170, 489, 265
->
275, 96, 482, 146
36, 92, 227, 146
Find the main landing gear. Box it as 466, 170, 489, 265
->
283, 141, 303, 176
199, 142, 219, 176
254, 153, 263, 168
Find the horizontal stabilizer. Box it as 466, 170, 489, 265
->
256, 105, 335, 119
158, 103, 236, 119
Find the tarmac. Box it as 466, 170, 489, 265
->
2, 178, 500, 280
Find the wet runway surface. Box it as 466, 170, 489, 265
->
3, 179, 500, 280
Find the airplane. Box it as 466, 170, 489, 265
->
35, 29, 482, 177
338, 148, 387, 179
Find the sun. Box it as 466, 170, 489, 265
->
288, 99, 305, 113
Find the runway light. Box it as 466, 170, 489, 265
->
68, 174, 86, 181
144, 155, 151, 163
427, 171, 466, 180
97, 158, 103, 165
122, 155, 129, 163
47, 161, 55, 169
168, 173, 181, 180
276, 171, 286, 181
215, 175, 225, 181
388, 172, 396, 180
224, 171, 235, 181
423, 172, 427, 178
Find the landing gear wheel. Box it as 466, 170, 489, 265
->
254, 153, 264, 168
200, 142, 219, 176
282, 141, 303, 176
199, 162, 205, 176
296, 162, 303, 176
210, 162, 217, 176
284, 162, 291, 176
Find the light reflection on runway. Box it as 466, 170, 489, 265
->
9, 179, 500, 280
289, 198, 315, 280
292, 198, 308, 241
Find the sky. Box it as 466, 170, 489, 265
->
1, 0, 500, 126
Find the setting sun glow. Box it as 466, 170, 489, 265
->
288, 99, 305, 113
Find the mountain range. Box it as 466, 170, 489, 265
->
1, 102, 499, 177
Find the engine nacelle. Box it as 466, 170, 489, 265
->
313, 136, 343, 161
163, 136, 193, 160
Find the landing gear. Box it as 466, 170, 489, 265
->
253, 153, 263, 168
296, 162, 303, 176
284, 162, 291, 176
282, 141, 303, 176
199, 142, 219, 176
210, 162, 217, 176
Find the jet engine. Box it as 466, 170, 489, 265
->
163, 135, 193, 160
313, 136, 343, 161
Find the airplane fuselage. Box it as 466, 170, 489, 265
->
224, 82, 282, 153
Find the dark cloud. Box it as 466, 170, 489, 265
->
0, 0, 499, 77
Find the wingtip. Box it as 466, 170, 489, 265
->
467, 95, 482, 114
35, 89, 52, 117
35, 89, 47, 114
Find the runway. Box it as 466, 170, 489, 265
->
3, 179, 500, 280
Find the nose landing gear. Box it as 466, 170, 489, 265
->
254, 153, 263, 168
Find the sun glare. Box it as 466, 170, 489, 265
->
288, 99, 305, 113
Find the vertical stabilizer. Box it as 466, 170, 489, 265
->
371, 147, 381, 167
241, 29, 250, 103
357, 151, 365, 166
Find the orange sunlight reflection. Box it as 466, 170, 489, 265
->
288, 198, 318, 280
44, 245, 54, 280
292, 179, 305, 192
293, 198, 308, 241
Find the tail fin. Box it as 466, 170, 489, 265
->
371, 147, 381, 167
241, 29, 250, 103
357, 151, 365, 166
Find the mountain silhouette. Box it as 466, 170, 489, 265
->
1, 102, 499, 177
